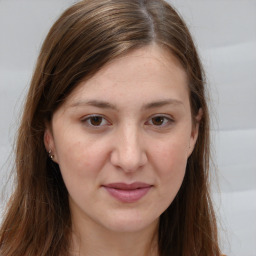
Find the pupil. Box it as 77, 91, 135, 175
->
152, 117, 164, 125
91, 116, 102, 126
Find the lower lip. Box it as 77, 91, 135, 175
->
103, 186, 151, 203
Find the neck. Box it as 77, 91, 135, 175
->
69, 213, 159, 256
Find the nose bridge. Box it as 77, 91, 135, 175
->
111, 122, 147, 172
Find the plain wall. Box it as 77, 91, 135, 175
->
0, 1, 255, 255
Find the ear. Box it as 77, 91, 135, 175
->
44, 123, 58, 163
187, 108, 203, 157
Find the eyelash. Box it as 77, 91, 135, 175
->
145, 115, 174, 127
81, 115, 111, 128
81, 114, 174, 128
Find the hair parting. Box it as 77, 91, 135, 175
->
0, 1, 221, 255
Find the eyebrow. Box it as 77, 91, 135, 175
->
70, 100, 117, 110
69, 99, 183, 110
142, 99, 184, 110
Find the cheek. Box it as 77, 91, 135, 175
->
151, 135, 189, 193
154, 135, 189, 171
54, 134, 111, 208
54, 131, 109, 182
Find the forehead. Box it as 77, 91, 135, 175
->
64, 44, 189, 110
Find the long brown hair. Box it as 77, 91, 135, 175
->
0, 0, 221, 255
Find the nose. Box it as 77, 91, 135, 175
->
110, 124, 148, 173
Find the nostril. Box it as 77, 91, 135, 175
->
109, 128, 148, 172
110, 147, 147, 172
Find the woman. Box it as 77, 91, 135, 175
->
0, 0, 222, 255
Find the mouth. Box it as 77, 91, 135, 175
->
102, 182, 152, 203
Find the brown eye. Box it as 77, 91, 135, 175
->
82, 115, 110, 127
146, 115, 174, 128
151, 116, 165, 126
90, 116, 103, 126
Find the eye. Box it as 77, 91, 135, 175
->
146, 115, 174, 127
81, 115, 111, 127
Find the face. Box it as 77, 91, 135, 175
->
44, 45, 201, 234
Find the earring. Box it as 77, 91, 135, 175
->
48, 150, 54, 160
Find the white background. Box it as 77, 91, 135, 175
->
0, 1, 255, 255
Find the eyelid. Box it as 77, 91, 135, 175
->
81, 114, 111, 127
80, 113, 174, 128
145, 114, 175, 127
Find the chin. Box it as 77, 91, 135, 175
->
102, 211, 159, 233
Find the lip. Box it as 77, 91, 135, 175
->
102, 182, 152, 203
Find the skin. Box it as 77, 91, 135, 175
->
44, 44, 202, 256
